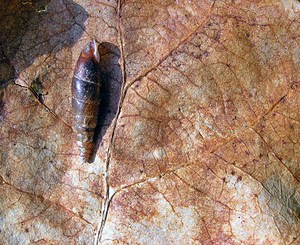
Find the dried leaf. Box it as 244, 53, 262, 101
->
0, 0, 299, 244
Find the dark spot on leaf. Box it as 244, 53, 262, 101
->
237, 176, 242, 181
30, 76, 45, 103
291, 82, 298, 90
279, 95, 286, 104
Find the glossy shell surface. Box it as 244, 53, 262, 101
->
72, 40, 101, 163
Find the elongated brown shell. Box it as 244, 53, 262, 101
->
72, 40, 101, 163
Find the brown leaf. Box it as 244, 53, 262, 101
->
1, 0, 300, 244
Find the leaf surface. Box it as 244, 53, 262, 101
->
0, 0, 299, 244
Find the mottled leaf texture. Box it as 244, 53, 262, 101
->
0, 0, 300, 244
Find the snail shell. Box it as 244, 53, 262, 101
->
72, 40, 101, 163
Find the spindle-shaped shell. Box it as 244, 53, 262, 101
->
72, 40, 101, 163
